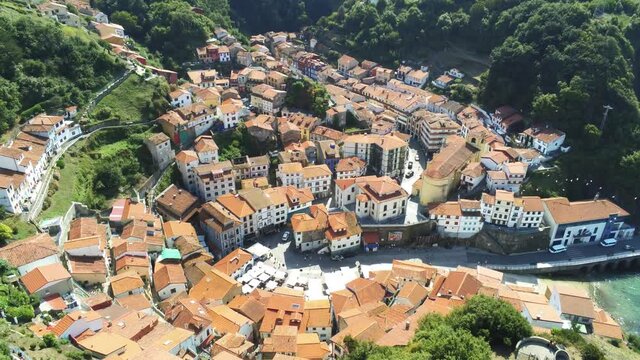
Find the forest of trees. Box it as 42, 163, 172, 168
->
229, 0, 342, 34
342, 296, 532, 360
312, 0, 640, 216
0, 13, 123, 133
93, 0, 243, 68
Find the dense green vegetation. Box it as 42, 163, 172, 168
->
94, 0, 243, 68
41, 125, 155, 218
229, 0, 342, 34
285, 77, 330, 117
0, 12, 123, 133
314, 0, 640, 216
213, 123, 264, 161
341, 296, 531, 360
89, 74, 169, 124
0, 260, 36, 323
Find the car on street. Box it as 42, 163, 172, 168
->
408, 161, 413, 169
405, 171, 414, 178
331, 255, 344, 261
600, 238, 617, 247
548, 244, 568, 254
625, 244, 634, 251
414, 154, 420, 161
281, 231, 290, 242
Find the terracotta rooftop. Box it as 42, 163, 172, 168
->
213, 248, 253, 276
21, 263, 71, 294
543, 197, 630, 225
0, 233, 58, 268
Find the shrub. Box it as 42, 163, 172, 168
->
581, 343, 605, 360
42, 333, 58, 348
56, 159, 65, 169
29, 344, 36, 351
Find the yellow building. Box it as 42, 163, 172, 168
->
418, 135, 480, 206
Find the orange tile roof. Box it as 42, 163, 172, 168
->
189, 268, 241, 304
115, 293, 152, 312
110, 271, 144, 297
21, 263, 71, 294
213, 248, 253, 276
207, 304, 253, 335
0, 233, 58, 268
424, 135, 475, 179
154, 262, 187, 292
543, 197, 630, 225
216, 193, 255, 218
436, 271, 481, 299
228, 295, 266, 323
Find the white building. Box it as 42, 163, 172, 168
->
194, 160, 236, 202
542, 197, 634, 248
460, 162, 485, 192
415, 110, 460, 152
169, 89, 193, 108
335, 157, 367, 180
194, 135, 219, 164
486, 162, 528, 194
429, 199, 483, 238
519, 126, 566, 156
480, 191, 544, 229
301, 164, 332, 198
277, 162, 303, 187
334, 176, 409, 222
175, 150, 200, 193
326, 211, 362, 254
145, 133, 175, 170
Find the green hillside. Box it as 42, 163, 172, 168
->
0, 7, 125, 133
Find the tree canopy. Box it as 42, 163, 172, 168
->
94, 0, 243, 68
341, 296, 529, 359
0, 13, 123, 132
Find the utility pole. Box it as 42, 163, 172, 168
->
600, 105, 613, 132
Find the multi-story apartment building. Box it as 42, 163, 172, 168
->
429, 199, 483, 239
193, 135, 219, 164
480, 190, 544, 228
542, 197, 634, 248
199, 201, 244, 256
175, 150, 200, 193
194, 161, 236, 202
158, 104, 217, 146
301, 165, 332, 198
250, 84, 286, 114
335, 157, 367, 180
231, 155, 270, 180
414, 110, 460, 152
145, 133, 175, 170
276, 162, 303, 187
334, 176, 409, 222
341, 133, 409, 178
486, 162, 528, 194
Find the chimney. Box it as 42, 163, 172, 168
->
404, 321, 410, 330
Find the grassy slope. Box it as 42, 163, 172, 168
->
39, 126, 156, 220
90, 74, 156, 123
3, 215, 37, 240
0, 321, 79, 360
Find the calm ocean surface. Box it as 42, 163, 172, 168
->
575, 272, 640, 334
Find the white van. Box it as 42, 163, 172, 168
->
600, 238, 617, 247
548, 244, 568, 254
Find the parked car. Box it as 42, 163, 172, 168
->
331, 255, 344, 261
414, 154, 420, 161
405, 171, 414, 178
408, 161, 414, 169
281, 231, 290, 242
548, 244, 568, 254
600, 238, 617, 247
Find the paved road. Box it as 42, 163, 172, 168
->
467, 238, 640, 267
252, 226, 640, 274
